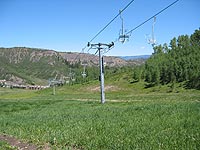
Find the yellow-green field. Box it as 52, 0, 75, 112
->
0, 84, 200, 149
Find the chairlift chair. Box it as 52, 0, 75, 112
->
82, 72, 87, 78
81, 60, 87, 78
147, 17, 157, 47
118, 10, 129, 43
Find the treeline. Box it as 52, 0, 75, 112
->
132, 29, 200, 89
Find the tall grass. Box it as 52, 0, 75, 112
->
0, 87, 199, 149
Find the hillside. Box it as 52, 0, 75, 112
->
0, 47, 64, 85
0, 47, 145, 85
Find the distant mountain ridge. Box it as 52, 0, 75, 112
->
120, 55, 151, 60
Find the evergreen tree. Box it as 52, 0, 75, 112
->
144, 29, 200, 89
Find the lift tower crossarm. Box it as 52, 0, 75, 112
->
88, 42, 114, 49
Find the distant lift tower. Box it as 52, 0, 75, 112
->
69, 68, 76, 84
49, 74, 58, 95
87, 42, 114, 104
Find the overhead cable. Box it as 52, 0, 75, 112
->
71, 0, 136, 63
126, 0, 180, 35
89, 0, 136, 43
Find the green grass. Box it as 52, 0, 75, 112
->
0, 87, 38, 99
0, 84, 200, 149
0, 141, 16, 150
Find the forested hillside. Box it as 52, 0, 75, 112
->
0, 47, 141, 85
143, 29, 200, 89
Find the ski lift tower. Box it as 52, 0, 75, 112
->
50, 74, 58, 95
87, 42, 114, 104
69, 68, 76, 84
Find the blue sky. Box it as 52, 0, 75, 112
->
0, 0, 199, 56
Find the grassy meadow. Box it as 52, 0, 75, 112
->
0, 82, 200, 149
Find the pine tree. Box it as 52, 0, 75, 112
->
144, 29, 200, 89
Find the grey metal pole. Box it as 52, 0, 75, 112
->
87, 42, 113, 104
98, 46, 105, 104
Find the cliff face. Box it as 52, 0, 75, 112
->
0, 47, 130, 84
0, 47, 128, 65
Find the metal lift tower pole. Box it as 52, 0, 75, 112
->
98, 44, 105, 104
88, 42, 114, 104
